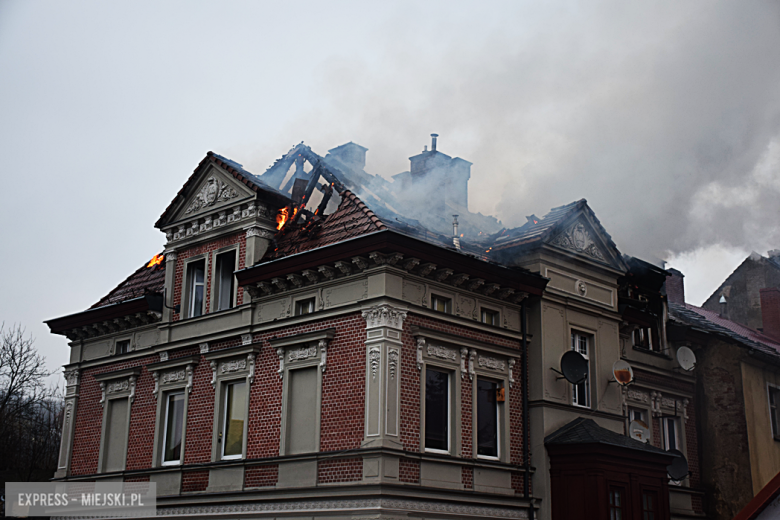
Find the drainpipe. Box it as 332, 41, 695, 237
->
522, 300, 534, 520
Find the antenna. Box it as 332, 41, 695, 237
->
666, 449, 690, 481
550, 351, 589, 384
676, 346, 696, 371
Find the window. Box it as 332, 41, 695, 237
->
295, 298, 315, 316
609, 487, 625, 520
285, 367, 318, 454
477, 379, 499, 458
629, 407, 648, 426
633, 327, 655, 351
571, 331, 591, 408
770, 386, 780, 440
662, 417, 680, 452
162, 392, 185, 465
187, 259, 206, 317
431, 294, 451, 313
221, 381, 247, 459
103, 397, 129, 472
642, 491, 657, 520
214, 250, 236, 311
481, 308, 499, 326
115, 340, 130, 355
425, 368, 450, 452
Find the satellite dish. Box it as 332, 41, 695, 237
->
666, 449, 689, 481
613, 359, 634, 386
560, 351, 589, 384
629, 420, 650, 442
677, 346, 696, 371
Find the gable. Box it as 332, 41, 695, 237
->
165, 163, 256, 226
545, 212, 625, 272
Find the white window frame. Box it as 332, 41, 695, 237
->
211, 246, 238, 313
113, 336, 132, 356
480, 306, 500, 327
184, 256, 207, 318
220, 380, 247, 461
571, 331, 591, 408
161, 390, 186, 466
424, 366, 452, 455
662, 416, 680, 452
431, 294, 452, 314
769, 385, 780, 441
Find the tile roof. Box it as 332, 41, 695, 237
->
669, 302, 780, 361
264, 190, 387, 260
90, 259, 166, 309
545, 417, 674, 457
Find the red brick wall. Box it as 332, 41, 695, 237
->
244, 465, 278, 488
172, 232, 247, 321
181, 470, 209, 492
462, 466, 473, 489
317, 458, 362, 483
399, 458, 420, 483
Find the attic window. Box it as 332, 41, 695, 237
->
431, 295, 452, 314
115, 340, 130, 355
214, 250, 236, 312
186, 260, 206, 318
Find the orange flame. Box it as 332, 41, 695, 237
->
276, 207, 289, 230
147, 253, 164, 268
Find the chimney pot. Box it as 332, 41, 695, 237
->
760, 288, 780, 341
431, 133, 439, 152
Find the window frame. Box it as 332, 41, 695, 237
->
479, 306, 500, 327
95, 368, 140, 474
113, 336, 132, 356
662, 416, 680, 452
423, 366, 454, 455
476, 377, 502, 460
204, 345, 261, 462
161, 390, 186, 466
211, 246, 238, 313
431, 293, 453, 314
271, 329, 334, 457
418, 340, 462, 457
570, 330, 592, 408
769, 384, 780, 441
292, 292, 319, 317
294, 297, 316, 316
183, 255, 208, 319
149, 355, 198, 468
220, 379, 248, 460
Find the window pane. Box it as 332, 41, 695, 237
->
163, 393, 185, 463
189, 260, 205, 317
287, 367, 318, 454
665, 419, 677, 451
432, 296, 450, 313
104, 398, 128, 472
217, 251, 235, 311
477, 379, 498, 457
295, 298, 315, 316
425, 369, 449, 451
223, 382, 246, 457
642, 491, 656, 520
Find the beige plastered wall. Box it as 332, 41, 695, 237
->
741, 360, 780, 494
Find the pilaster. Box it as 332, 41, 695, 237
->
55, 367, 80, 479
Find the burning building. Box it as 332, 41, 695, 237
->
47, 136, 710, 520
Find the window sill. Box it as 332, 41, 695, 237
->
424, 448, 451, 455
477, 454, 500, 461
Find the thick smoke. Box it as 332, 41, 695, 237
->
252, 1, 780, 261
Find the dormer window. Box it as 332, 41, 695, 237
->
186, 259, 206, 318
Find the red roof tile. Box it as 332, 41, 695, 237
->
90, 260, 166, 309
265, 190, 386, 260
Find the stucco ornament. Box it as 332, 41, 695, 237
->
551, 221, 606, 262
185, 176, 239, 214
388, 349, 399, 381
427, 345, 457, 361
362, 304, 407, 330
369, 347, 381, 380
478, 355, 506, 371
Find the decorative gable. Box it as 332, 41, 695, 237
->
183, 175, 241, 216
550, 220, 607, 263
169, 165, 254, 223
546, 213, 625, 272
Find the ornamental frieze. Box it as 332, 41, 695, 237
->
478, 355, 505, 371
185, 177, 239, 214
427, 345, 457, 361
550, 221, 606, 262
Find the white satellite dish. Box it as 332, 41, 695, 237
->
677, 346, 696, 371
629, 420, 651, 442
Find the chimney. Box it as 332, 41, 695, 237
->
452, 215, 461, 250
665, 268, 685, 305
719, 295, 728, 318
760, 288, 780, 341
431, 133, 438, 152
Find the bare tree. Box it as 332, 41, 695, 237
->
0, 323, 62, 483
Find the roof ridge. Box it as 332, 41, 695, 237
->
341, 189, 387, 231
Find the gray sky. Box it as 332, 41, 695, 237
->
1, 1, 779, 379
